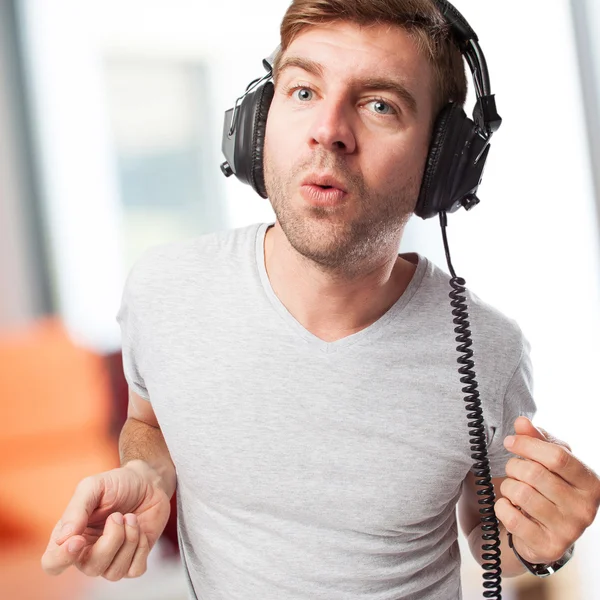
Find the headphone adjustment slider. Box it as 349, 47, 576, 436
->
474, 95, 502, 135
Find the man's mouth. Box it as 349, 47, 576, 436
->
301, 173, 348, 193
300, 184, 348, 206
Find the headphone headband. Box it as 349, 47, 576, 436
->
434, 0, 478, 45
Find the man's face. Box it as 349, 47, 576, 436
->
263, 21, 436, 273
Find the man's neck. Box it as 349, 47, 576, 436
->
263, 223, 417, 343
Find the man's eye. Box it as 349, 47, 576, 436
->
366, 99, 396, 116
291, 87, 313, 101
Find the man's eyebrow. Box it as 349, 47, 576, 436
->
276, 55, 419, 117
277, 55, 325, 80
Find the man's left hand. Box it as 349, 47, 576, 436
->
495, 416, 600, 564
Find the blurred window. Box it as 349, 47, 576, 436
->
103, 58, 228, 267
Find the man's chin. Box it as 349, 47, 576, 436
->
284, 223, 355, 258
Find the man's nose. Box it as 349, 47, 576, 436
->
306, 98, 357, 154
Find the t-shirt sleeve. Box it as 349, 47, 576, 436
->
485, 333, 537, 478
116, 262, 151, 401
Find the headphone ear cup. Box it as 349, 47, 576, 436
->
250, 81, 274, 199
234, 81, 274, 198
416, 102, 489, 220
415, 103, 459, 219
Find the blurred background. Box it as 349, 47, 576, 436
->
1, 0, 599, 598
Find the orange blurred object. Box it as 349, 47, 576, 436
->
0, 317, 119, 598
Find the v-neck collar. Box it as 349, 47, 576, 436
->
254, 222, 427, 355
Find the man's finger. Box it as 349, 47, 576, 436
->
126, 531, 151, 578
77, 512, 126, 578
102, 513, 140, 581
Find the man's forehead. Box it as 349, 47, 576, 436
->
281, 22, 426, 74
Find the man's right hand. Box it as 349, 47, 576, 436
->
41, 461, 172, 580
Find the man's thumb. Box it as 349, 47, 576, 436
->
514, 416, 546, 441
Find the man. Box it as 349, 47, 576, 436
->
42, 1, 600, 598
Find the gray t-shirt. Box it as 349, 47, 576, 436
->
116, 221, 536, 600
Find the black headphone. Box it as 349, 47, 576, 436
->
219, 0, 502, 220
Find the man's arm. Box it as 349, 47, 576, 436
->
119, 390, 177, 500
458, 470, 527, 578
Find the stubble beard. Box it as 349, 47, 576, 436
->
263, 154, 419, 279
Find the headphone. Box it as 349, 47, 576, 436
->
219, 0, 502, 221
